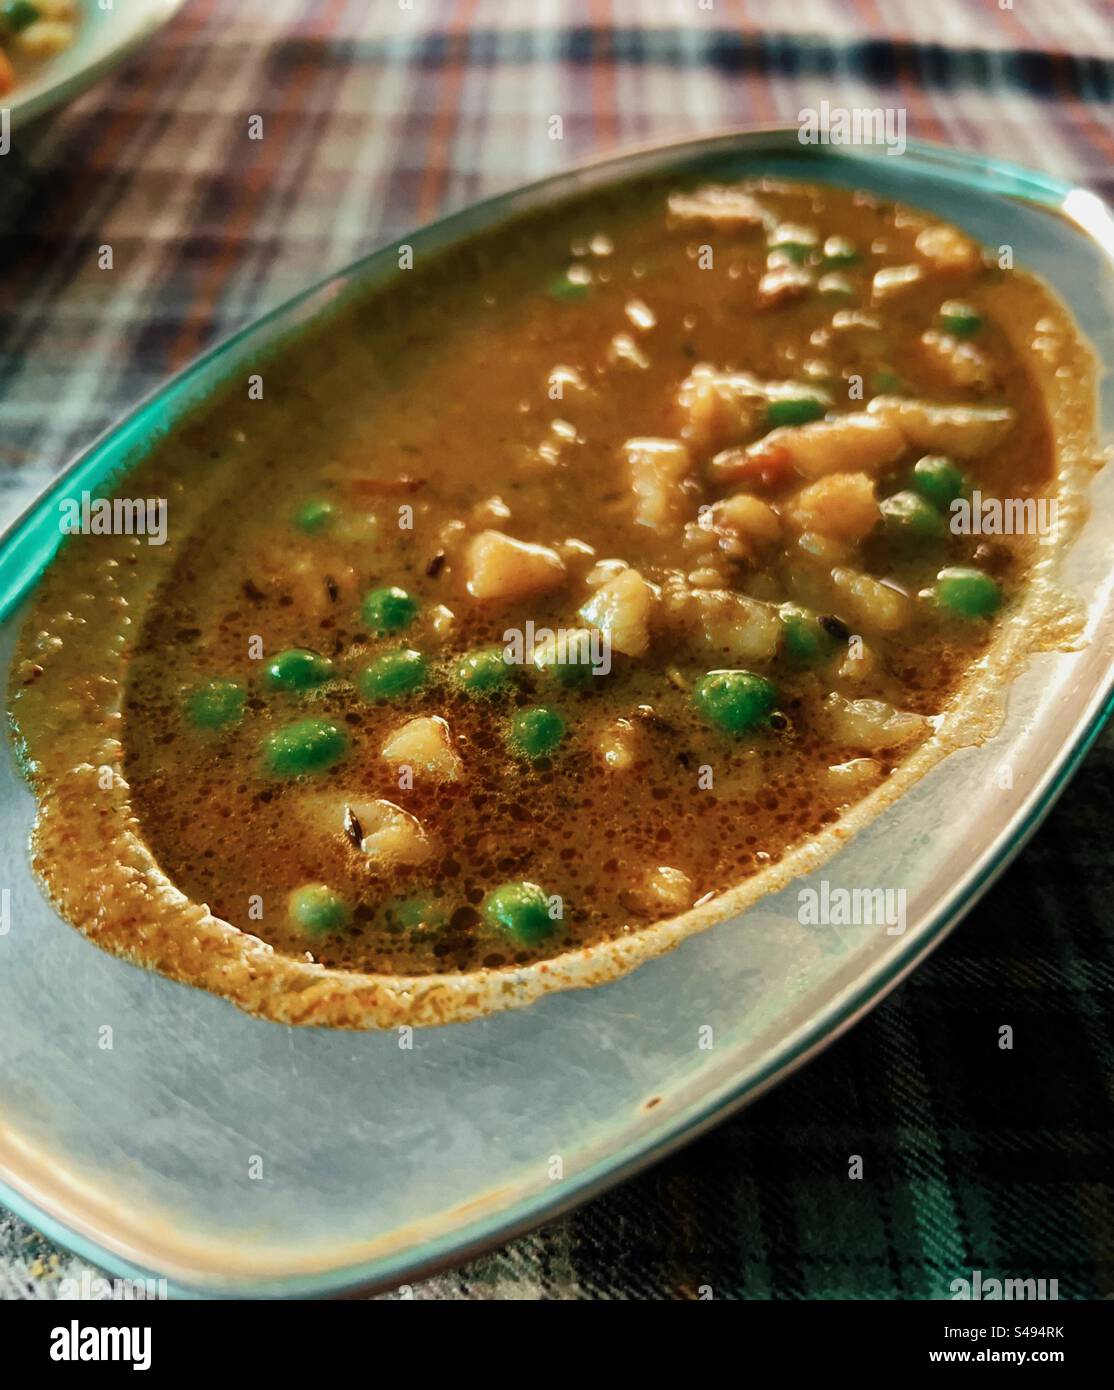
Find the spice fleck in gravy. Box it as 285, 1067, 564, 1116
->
9, 175, 1100, 1026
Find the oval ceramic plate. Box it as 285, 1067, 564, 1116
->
0, 132, 1111, 1298
3, 0, 184, 130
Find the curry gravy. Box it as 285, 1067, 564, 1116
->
9, 173, 1101, 1026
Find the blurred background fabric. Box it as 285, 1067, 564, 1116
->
1, 0, 1111, 1299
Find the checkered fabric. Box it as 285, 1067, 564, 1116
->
1, 0, 1111, 1299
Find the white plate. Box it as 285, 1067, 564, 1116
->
3, 0, 184, 129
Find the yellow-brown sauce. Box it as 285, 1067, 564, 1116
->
99, 176, 1054, 975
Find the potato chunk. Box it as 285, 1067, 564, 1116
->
597, 718, 641, 771
579, 567, 655, 658
672, 587, 780, 663
623, 438, 693, 529
623, 865, 695, 918
728, 412, 905, 482
831, 567, 910, 633
677, 367, 836, 456
463, 530, 566, 601
920, 330, 994, 392
834, 638, 882, 684
667, 185, 770, 228
915, 224, 981, 273
345, 799, 431, 867
757, 264, 814, 309
824, 694, 930, 752
867, 396, 1014, 459
710, 493, 782, 548
676, 365, 770, 453
787, 472, 879, 542
826, 757, 883, 796
797, 531, 853, 566
381, 715, 462, 781
871, 264, 923, 300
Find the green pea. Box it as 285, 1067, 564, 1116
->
911, 455, 968, 510
264, 647, 335, 692
186, 678, 245, 730
507, 706, 566, 760
288, 883, 349, 935
692, 670, 777, 734
548, 273, 590, 300
822, 235, 858, 266
939, 299, 982, 338
769, 224, 818, 263
264, 718, 348, 775
870, 370, 903, 394
357, 648, 427, 700
880, 489, 948, 543
361, 585, 418, 636
932, 566, 1001, 619
767, 396, 825, 428
384, 894, 449, 934
454, 647, 511, 697
768, 244, 810, 266
1, 2, 41, 34
293, 499, 335, 534
482, 880, 554, 944
779, 604, 836, 665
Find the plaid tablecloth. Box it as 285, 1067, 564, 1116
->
1, 0, 1112, 1300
